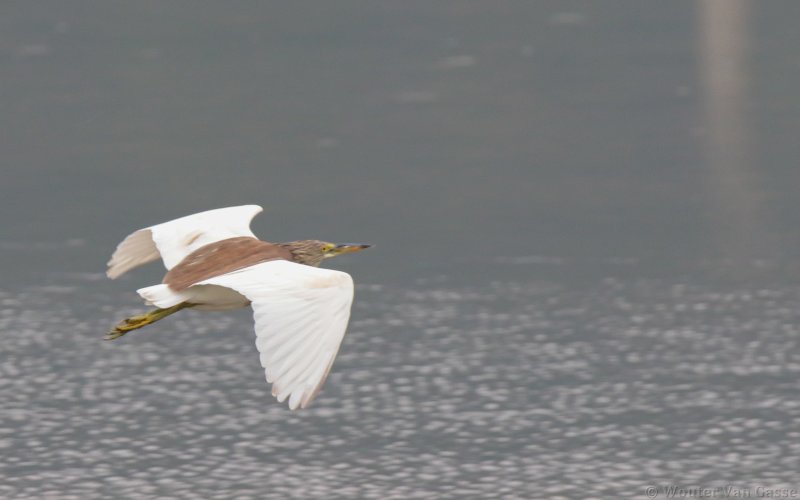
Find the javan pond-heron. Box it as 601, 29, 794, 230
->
105, 205, 371, 409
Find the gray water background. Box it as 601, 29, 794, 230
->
3, 1, 800, 498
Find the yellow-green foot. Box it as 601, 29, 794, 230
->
104, 303, 192, 341
105, 314, 151, 340
104, 328, 128, 341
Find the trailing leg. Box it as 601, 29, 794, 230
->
105, 302, 193, 340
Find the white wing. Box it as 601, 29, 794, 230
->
106, 205, 263, 278
198, 260, 354, 409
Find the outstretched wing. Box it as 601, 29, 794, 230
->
106, 205, 263, 279
198, 260, 355, 409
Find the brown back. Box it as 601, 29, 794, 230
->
163, 237, 293, 291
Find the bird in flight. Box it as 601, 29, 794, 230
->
105, 205, 371, 409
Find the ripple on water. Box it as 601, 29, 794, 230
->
2, 276, 800, 498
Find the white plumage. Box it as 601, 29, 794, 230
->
107, 205, 358, 410
199, 261, 353, 409
107, 205, 263, 278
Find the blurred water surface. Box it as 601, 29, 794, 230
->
4, 268, 800, 498
3, 1, 800, 498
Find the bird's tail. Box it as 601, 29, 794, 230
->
105, 302, 191, 341
137, 283, 190, 309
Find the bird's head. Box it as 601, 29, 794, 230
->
279, 240, 371, 267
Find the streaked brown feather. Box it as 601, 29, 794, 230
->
163, 237, 293, 291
